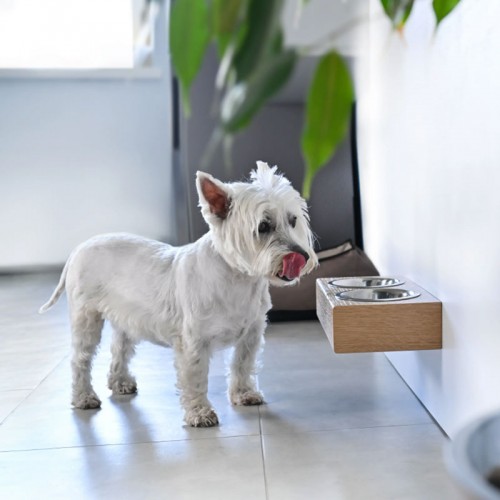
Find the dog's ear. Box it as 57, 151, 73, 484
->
196, 171, 231, 221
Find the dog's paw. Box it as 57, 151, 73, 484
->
108, 377, 138, 395
230, 389, 264, 406
185, 407, 219, 428
72, 392, 102, 410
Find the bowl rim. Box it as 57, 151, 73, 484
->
445, 411, 500, 499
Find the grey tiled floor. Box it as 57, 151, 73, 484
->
0, 273, 463, 499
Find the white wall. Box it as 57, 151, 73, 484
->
357, 0, 500, 436
0, 6, 172, 269
282, 0, 368, 56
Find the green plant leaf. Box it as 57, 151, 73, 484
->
433, 0, 462, 25
169, 0, 211, 116
221, 49, 297, 132
232, 0, 284, 81
380, 0, 414, 30
301, 51, 354, 199
212, 0, 247, 57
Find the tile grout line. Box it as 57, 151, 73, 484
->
0, 431, 262, 454
258, 405, 270, 500
0, 353, 70, 426
257, 420, 441, 436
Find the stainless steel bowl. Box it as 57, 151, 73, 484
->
335, 288, 420, 302
328, 277, 405, 289
446, 412, 500, 499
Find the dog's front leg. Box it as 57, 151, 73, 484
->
174, 341, 218, 427
228, 322, 265, 406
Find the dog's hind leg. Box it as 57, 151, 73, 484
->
108, 326, 137, 395
70, 307, 104, 409
228, 322, 265, 406
174, 340, 218, 427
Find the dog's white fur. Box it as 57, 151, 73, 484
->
39, 161, 317, 427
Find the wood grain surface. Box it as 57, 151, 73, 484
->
316, 277, 442, 353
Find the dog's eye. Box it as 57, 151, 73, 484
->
290, 216, 297, 229
258, 220, 271, 234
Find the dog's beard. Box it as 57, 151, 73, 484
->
251, 244, 305, 287
215, 232, 316, 285
213, 215, 317, 283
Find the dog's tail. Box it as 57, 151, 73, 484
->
38, 260, 69, 314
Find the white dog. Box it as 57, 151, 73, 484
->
39, 161, 317, 427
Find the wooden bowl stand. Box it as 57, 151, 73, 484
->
316, 277, 442, 354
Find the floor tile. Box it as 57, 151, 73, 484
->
260, 322, 431, 434
0, 347, 260, 451
0, 273, 462, 499
0, 273, 70, 391
0, 436, 266, 500
262, 424, 465, 500
0, 390, 30, 423
0, 351, 67, 392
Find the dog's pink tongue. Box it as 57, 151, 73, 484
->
280, 252, 306, 280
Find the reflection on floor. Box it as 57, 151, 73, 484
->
0, 273, 463, 499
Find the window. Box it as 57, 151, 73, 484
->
0, 0, 159, 70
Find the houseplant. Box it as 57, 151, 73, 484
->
169, 0, 462, 198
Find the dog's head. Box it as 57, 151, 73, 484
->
196, 161, 318, 286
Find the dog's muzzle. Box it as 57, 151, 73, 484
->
277, 248, 309, 282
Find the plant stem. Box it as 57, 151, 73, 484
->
302, 168, 313, 200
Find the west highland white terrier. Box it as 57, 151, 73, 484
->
39, 161, 317, 427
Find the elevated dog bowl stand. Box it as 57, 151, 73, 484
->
316, 277, 442, 353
